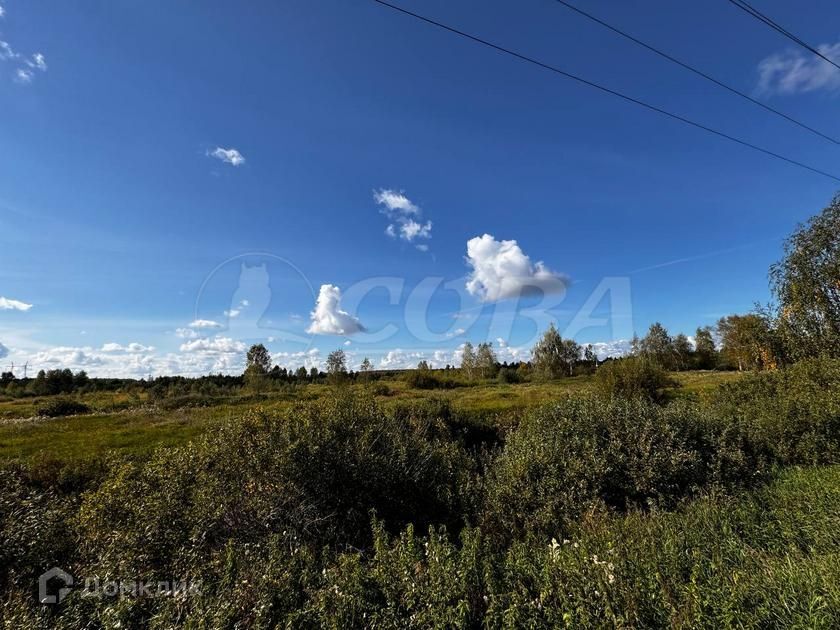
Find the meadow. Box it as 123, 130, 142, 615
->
1, 361, 838, 628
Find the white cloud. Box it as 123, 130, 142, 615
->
465, 234, 567, 302
179, 336, 246, 354
188, 319, 222, 329
307, 284, 365, 336
757, 42, 840, 94
209, 147, 245, 166
30, 346, 105, 367
175, 327, 200, 339
589, 339, 633, 360
374, 189, 420, 215
0, 5, 5, 19
0, 40, 15, 60
400, 219, 432, 241
374, 188, 433, 245
14, 68, 32, 83
0, 296, 33, 311
0, 341, 8, 359
101, 342, 155, 353
25, 52, 46, 71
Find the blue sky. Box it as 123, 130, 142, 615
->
1, 0, 839, 376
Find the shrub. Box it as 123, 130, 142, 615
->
35, 398, 91, 417
78, 392, 474, 577
711, 357, 840, 465
594, 357, 678, 402
481, 396, 760, 541
404, 369, 452, 390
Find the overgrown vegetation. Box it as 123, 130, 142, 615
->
1, 356, 838, 627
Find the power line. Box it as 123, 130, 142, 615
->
547, 0, 839, 145
369, 0, 840, 183
727, 0, 840, 72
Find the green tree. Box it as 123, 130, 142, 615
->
531, 323, 564, 379
717, 314, 777, 371
295, 366, 308, 380
245, 344, 271, 375
475, 342, 498, 379
640, 322, 675, 369
560, 338, 581, 376
326, 349, 347, 383
770, 194, 840, 360
583, 344, 597, 372
671, 334, 693, 371
694, 326, 717, 369
461, 341, 476, 380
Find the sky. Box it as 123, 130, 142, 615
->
1, 0, 839, 377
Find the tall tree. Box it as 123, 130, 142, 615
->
360, 357, 372, 373
461, 341, 476, 380
694, 326, 717, 369
326, 349, 347, 380
770, 194, 840, 360
671, 334, 693, 371
560, 338, 581, 376
532, 323, 564, 379
640, 322, 675, 369
583, 344, 597, 371
717, 314, 777, 371
245, 344, 271, 375
475, 342, 498, 379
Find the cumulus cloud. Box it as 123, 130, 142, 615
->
209, 147, 245, 166
188, 319, 223, 329
175, 327, 200, 339
465, 234, 568, 302
30, 346, 104, 367
0, 296, 33, 311
101, 342, 155, 353
307, 284, 365, 336
589, 339, 633, 360
179, 336, 246, 354
757, 42, 840, 94
0, 5, 5, 18
374, 188, 433, 245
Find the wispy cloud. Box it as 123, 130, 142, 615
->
188, 319, 223, 329
757, 41, 840, 94
0, 3, 48, 84
209, 147, 245, 166
0, 296, 33, 311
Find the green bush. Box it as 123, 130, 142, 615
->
594, 357, 678, 402
78, 393, 473, 577
481, 396, 762, 541
711, 357, 840, 465
35, 398, 91, 417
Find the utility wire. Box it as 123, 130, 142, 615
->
727, 0, 840, 72
369, 0, 840, 183
547, 0, 839, 145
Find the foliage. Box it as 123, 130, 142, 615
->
717, 313, 780, 371
593, 356, 678, 402
481, 396, 761, 541
531, 323, 565, 379
35, 398, 91, 418
770, 193, 840, 360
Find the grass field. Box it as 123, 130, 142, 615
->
0, 370, 743, 464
